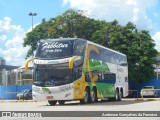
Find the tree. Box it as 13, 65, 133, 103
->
23, 9, 157, 85
94, 21, 157, 84
23, 9, 105, 57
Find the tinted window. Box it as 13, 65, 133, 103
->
35, 40, 74, 59
89, 49, 100, 60
33, 64, 72, 87
88, 44, 127, 65
73, 40, 86, 57
119, 56, 127, 66
73, 40, 87, 80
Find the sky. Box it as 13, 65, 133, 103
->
0, 0, 160, 66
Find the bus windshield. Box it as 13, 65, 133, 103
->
33, 64, 72, 87
35, 40, 74, 59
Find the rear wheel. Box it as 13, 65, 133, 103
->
80, 88, 90, 104
48, 100, 57, 106
108, 89, 119, 101
91, 88, 97, 103
118, 91, 122, 101
58, 100, 65, 105
115, 89, 119, 101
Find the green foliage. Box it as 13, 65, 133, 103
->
23, 9, 105, 56
23, 9, 157, 85
93, 21, 157, 85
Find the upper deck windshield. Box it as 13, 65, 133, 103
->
35, 40, 74, 59
33, 39, 87, 87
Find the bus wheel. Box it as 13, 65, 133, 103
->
115, 90, 119, 101
48, 100, 57, 106
118, 91, 122, 101
58, 100, 65, 105
91, 88, 97, 103
80, 88, 90, 104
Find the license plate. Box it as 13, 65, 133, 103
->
46, 96, 53, 99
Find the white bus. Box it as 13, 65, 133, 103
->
25, 38, 128, 105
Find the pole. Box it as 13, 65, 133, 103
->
29, 12, 37, 31
32, 15, 33, 31
156, 64, 158, 79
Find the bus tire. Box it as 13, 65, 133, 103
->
118, 88, 123, 101
118, 91, 122, 101
48, 100, 57, 106
80, 88, 90, 104
115, 89, 119, 101
108, 89, 119, 101
58, 100, 65, 105
91, 88, 97, 103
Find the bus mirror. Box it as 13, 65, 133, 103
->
25, 58, 34, 71
69, 56, 76, 69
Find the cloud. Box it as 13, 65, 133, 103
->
63, 0, 157, 30
152, 32, 160, 51
27, 23, 40, 33
0, 17, 11, 34
0, 35, 7, 41
0, 17, 29, 66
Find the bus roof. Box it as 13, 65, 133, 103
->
39, 38, 77, 42
39, 38, 126, 57
87, 41, 126, 57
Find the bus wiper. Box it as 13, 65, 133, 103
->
34, 56, 73, 60
34, 57, 53, 60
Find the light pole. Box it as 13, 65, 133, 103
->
28, 12, 37, 58
29, 12, 37, 30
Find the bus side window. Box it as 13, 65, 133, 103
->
120, 56, 127, 67
73, 68, 82, 80
74, 40, 86, 57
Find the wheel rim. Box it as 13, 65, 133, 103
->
115, 91, 118, 100
119, 92, 122, 100
84, 91, 88, 103
92, 91, 95, 102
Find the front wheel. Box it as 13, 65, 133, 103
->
58, 100, 65, 105
91, 89, 97, 103
80, 88, 90, 104
48, 100, 57, 106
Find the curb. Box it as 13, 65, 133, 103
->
135, 98, 160, 101
0, 100, 37, 103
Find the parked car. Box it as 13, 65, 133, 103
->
17, 89, 32, 100
140, 86, 159, 98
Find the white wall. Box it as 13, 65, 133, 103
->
2, 69, 7, 86
0, 58, 6, 65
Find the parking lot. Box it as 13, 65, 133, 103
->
0, 98, 160, 120
0, 98, 160, 111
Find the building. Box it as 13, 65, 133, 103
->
155, 53, 160, 79
0, 58, 32, 100
0, 57, 19, 86
11, 65, 33, 85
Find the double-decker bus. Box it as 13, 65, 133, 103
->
25, 38, 128, 105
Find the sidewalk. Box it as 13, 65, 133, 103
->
1, 98, 160, 103
0, 99, 37, 103
123, 97, 160, 101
